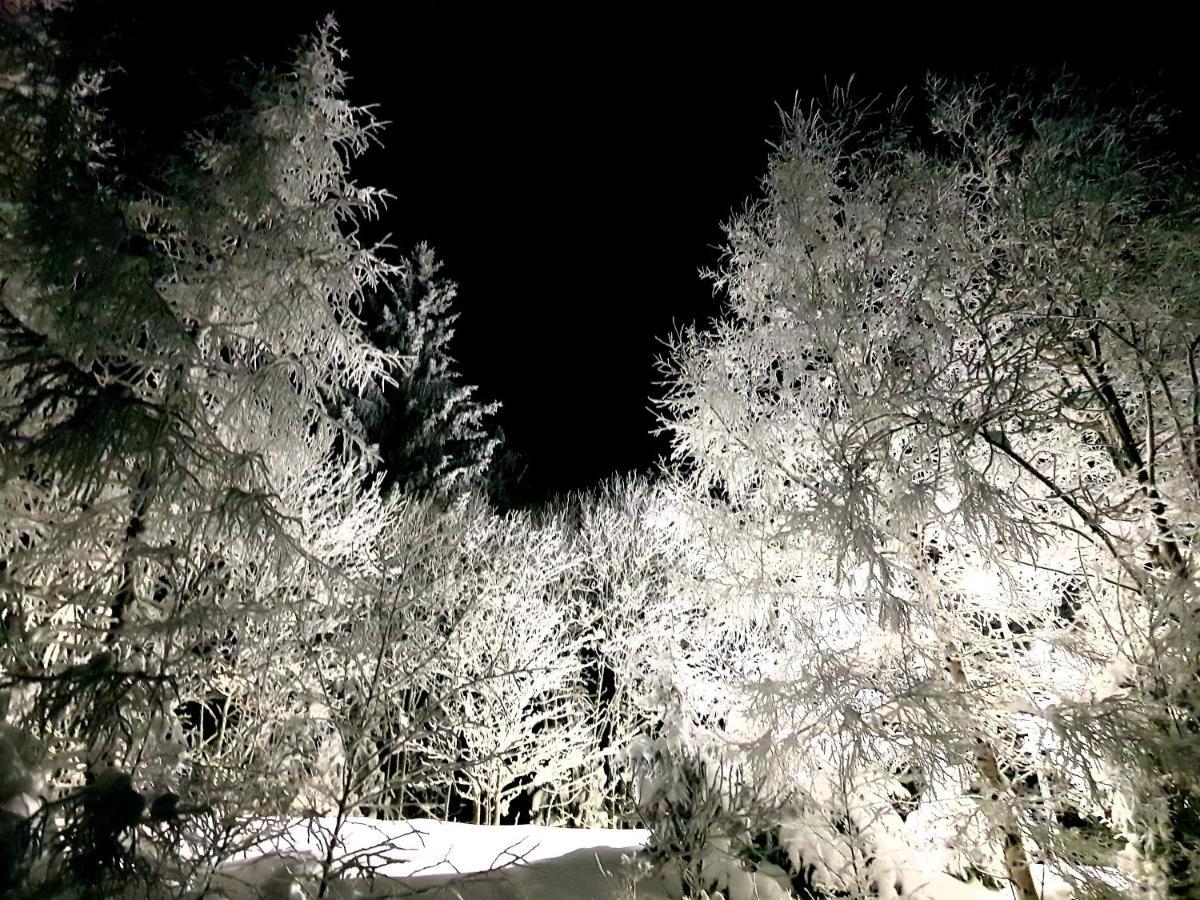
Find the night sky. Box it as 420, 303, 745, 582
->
83, 5, 1194, 502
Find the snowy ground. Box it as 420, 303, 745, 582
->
210, 818, 656, 899
207, 817, 1078, 899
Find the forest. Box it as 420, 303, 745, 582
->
2, 5, 1200, 899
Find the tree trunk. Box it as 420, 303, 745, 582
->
107, 467, 153, 639
948, 658, 1040, 900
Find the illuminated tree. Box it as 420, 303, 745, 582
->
0, 14, 403, 889
526, 477, 694, 825
662, 79, 1200, 897
358, 245, 500, 500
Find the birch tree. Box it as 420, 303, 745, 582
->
662, 78, 1200, 897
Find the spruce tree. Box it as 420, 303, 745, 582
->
1, 13, 400, 889
358, 245, 500, 499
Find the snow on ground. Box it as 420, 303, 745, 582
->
206, 817, 1078, 899
208, 817, 659, 899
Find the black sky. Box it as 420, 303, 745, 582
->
86, 4, 1196, 502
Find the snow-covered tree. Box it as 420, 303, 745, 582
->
398, 498, 593, 825
553, 476, 700, 825
358, 245, 500, 500
0, 14, 404, 889
661, 78, 1200, 897
357, 478, 696, 830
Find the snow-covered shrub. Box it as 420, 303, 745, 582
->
626, 731, 794, 900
